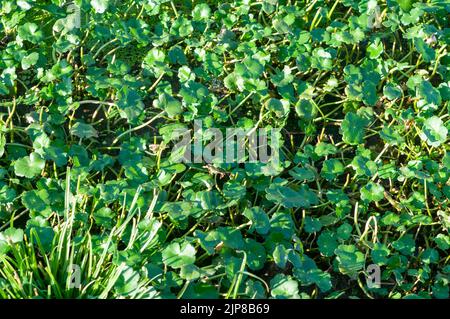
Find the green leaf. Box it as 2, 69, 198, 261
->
420, 116, 448, 147
270, 274, 300, 299
307, 269, 332, 292
334, 244, 365, 276
383, 83, 402, 100
0, 183, 16, 204
1, 228, 24, 244
317, 231, 338, 257
304, 216, 322, 233
162, 241, 196, 269
32, 133, 50, 153
266, 183, 318, 208
360, 182, 384, 202
371, 243, 390, 265
0, 228, 24, 255
418, 80, 441, 109
114, 265, 140, 295
117, 88, 145, 123
244, 238, 266, 271
351, 154, 377, 177
321, 159, 344, 181
291, 253, 332, 292
266, 98, 289, 117
154, 93, 183, 118
379, 125, 405, 146
432, 281, 449, 299
344, 63, 380, 106
170, 17, 194, 38
421, 248, 439, 264
340, 112, 370, 145
22, 189, 51, 216
289, 167, 316, 182
295, 99, 317, 121
26, 217, 55, 252
273, 244, 288, 268
183, 283, 219, 299
314, 142, 337, 157
93, 207, 115, 229
192, 4, 211, 21
18, 23, 43, 44
434, 234, 450, 250
392, 234, 416, 256
178, 66, 195, 82
179, 264, 202, 281
396, 0, 414, 11
336, 223, 353, 240
144, 47, 165, 67
215, 227, 244, 249
195, 227, 244, 254
70, 122, 98, 139
223, 181, 246, 200
267, 212, 296, 244
14, 152, 45, 178
414, 38, 435, 62
367, 39, 384, 59
243, 207, 270, 235
91, 0, 109, 13
21, 52, 39, 70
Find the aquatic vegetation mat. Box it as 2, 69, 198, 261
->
0, 0, 449, 299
